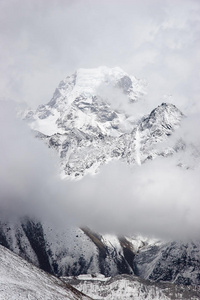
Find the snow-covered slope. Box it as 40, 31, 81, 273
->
0, 217, 145, 278
64, 274, 200, 300
2, 216, 200, 288
24, 67, 187, 179
0, 244, 91, 300
25, 66, 145, 137
2, 240, 199, 300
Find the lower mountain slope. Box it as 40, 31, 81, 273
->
64, 274, 200, 300
0, 244, 92, 300
0, 217, 140, 277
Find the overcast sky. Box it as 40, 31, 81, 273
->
0, 0, 200, 112
1, 0, 200, 239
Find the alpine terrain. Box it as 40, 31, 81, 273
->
1, 67, 200, 299
24, 66, 187, 179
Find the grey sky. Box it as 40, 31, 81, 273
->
0, 0, 200, 112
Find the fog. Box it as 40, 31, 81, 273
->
0, 101, 66, 223
64, 158, 200, 239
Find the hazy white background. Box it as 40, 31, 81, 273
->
0, 0, 200, 238
0, 0, 199, 112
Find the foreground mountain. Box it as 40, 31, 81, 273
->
1, 242, 200, 300
1, 216, 200, 288
0, 244, 91, 300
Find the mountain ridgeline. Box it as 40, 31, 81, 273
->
24, 66, 185, 178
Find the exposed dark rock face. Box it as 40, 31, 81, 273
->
21, 219, 53, 274
81, 227, 134, 276
117, 75, 133, 95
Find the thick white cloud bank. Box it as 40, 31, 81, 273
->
65, 158, 200, 239
0, 0, 199, 114
0, 101, 65, 223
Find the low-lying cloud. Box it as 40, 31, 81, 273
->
65, 157, 200, 239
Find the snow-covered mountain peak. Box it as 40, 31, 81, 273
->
25, 67, 146, 137
23, 68, 189, 178
46, 66, 145, 109
140, 102, 184, 133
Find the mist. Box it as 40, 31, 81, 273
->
0, 101, 67, 223
0, 0, 199, 114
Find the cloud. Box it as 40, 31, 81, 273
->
0, 0, 199, 112
96, 81, 150, 123
63, 157, 200, 239
0, 101, 66, 223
